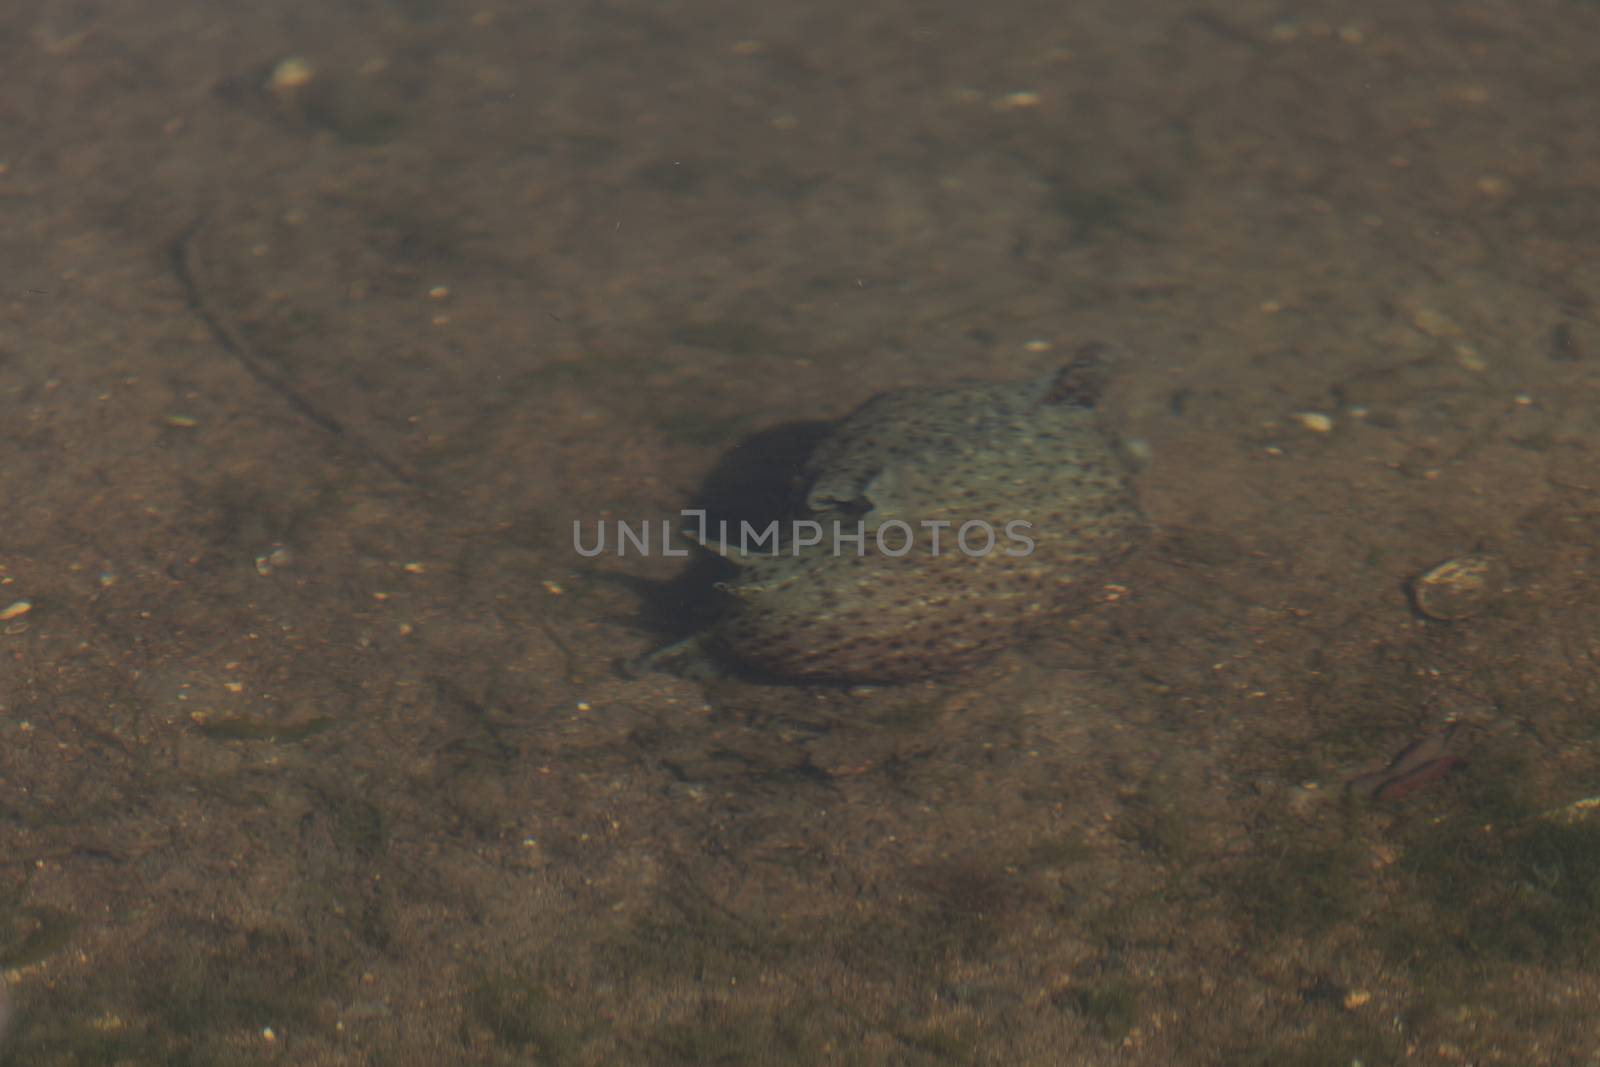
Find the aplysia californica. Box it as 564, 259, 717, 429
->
676, 351, 1145, 683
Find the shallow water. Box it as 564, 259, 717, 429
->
3, 0, 1599, 1062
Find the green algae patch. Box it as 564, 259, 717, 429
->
0, 905, 80, 969
1067, 979, 1141, 1042
646, 1003, 831, 1067
1400, 815, 1600, 967
465, 972, 586, 1064
194, 714, 334, 743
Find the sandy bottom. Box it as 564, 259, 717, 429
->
2, 0, 1599, 1062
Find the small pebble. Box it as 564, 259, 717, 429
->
993, 90, 1041, 110
266, 57, 315, 97
1455, 343, 1488, 371
1476, 175, 1510, 197
1411, 555, 1506, 621
1408, 306, 1462, 339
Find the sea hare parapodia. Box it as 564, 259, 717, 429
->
695, 352, 1146, 683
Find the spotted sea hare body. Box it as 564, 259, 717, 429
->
701, 353, 1145, 683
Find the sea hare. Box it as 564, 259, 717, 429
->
692, 351, 1146, 683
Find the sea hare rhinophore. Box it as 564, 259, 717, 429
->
683, 351, 1146, 684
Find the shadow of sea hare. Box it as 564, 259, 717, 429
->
657, 352, 1146, 684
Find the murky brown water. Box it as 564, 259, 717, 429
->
3, 0, 1599, 1062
